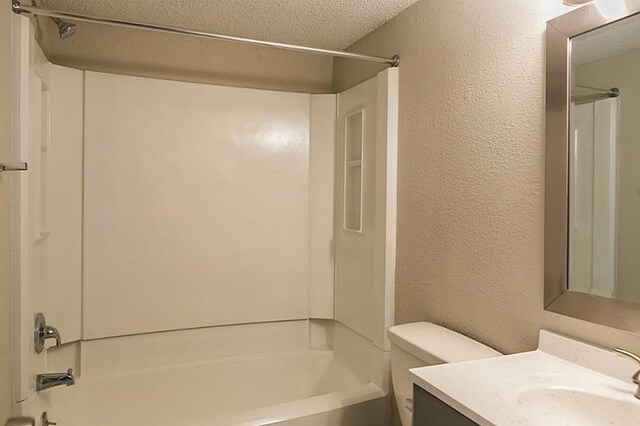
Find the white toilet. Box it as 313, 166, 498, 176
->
388, 322, 501, 426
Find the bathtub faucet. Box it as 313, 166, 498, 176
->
34, 312, 62, 354
36, 368, 75, 392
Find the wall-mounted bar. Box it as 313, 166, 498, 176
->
0, 157, 28, 173
11, 0, 400, 67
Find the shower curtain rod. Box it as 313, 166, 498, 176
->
574, 85, 620, 97
572, 86, 620, 105
12, 0, 400, 67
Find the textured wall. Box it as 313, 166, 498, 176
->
333, 0, 640, 354
575, 49, 640, 304
36, 18, 333, 93
0, 1, 13, 422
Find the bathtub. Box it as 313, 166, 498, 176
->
76, 351, 388, 425
37, 321, 391, 425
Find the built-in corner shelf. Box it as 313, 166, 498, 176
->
0, 157, 27, 172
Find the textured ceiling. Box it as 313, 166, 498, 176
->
572, 12, 640, 65
38, 0, 418, 50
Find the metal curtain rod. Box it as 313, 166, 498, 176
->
572, 86, 620, 105
571, 86, 620, 105
574, 85, 620, 97
12, 0, 400, 67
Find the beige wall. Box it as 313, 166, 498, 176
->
333, 0, 640, 354
575, 49, 640, 304
36, 18, 333, 94
0, 1, 13, 423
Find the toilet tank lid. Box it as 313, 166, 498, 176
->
388, 322, 501, 364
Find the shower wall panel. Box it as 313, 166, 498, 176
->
334, 69, 398, 351
48, 65, 83, 343
309, 95, 336, 319
83, 72, 311, 339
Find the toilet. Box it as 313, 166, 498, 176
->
388, 322, 502, 426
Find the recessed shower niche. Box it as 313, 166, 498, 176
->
344, 109, 364, 232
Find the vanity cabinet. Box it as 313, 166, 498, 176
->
413, 385, 478, 426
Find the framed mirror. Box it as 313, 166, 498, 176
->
545, 0, 640, 332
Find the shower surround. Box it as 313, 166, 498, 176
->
11, 16, 398, 425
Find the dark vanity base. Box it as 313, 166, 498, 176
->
413, 385, 478, 426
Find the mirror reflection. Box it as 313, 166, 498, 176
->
568, 13, 640, 304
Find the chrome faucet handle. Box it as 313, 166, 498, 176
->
34, 313, 61, 354
614, 347, 640, 399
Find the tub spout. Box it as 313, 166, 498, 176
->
36, 368, 75, 392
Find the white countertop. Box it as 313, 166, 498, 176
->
410, 330, 640, 426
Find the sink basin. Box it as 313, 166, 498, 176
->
517, 388, 640, 425
409, 330, 640, 425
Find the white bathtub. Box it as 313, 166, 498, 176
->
38, 321, 391, 426
77, 351, 388, 425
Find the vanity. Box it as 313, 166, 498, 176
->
410, 1, 640, 424
410, 331, 640, 425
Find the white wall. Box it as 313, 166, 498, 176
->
83, 72, 314, 339
335, 77, 379, 343
309, 95, 336, 319
8, 21, 84, 408
81, 320, 310, 378
335, 69, 397, 351
47, 65, 83, 343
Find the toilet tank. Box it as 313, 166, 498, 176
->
388, 322, 501, 426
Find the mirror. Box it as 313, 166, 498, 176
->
569, 12, 640, 304
545, 1, 640, 332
